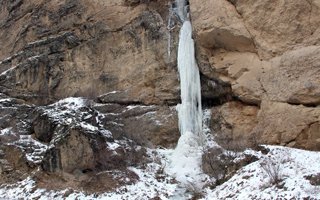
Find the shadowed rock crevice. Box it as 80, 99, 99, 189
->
201, 74, 232, 107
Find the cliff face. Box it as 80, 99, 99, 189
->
191, 0, 320, 151
0, 0, 231, 147
0, 0, 185, 191
0, 0, 320, 195
0, 0, 183, 141
0, 0, 179, 105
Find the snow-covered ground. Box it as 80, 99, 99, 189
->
0, 149, 183, 200
204, 146, 320, 200
1, 98, 319, 199
1, 145, 320, 199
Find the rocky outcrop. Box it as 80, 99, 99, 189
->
211, 101, 259, 149
202, 146, 258, 185
252, 101, 320, 151
0, 94, 33, 135
0, 94, 177, 176
231, 0, 320, 59
0, 0, 176, 105
0, 96, 149, 192
31, 98, 153, 173
94, 103, 179, 148
190, 0, 320, 150
190, 0, 255, 52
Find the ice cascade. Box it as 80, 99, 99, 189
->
167, 0, 207, 189
176, 21, 202, 137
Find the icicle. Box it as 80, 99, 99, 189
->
175, 0, 187, 22
167, 3, 174, 58
166, 0, 206, 189
176, 21, 202, 138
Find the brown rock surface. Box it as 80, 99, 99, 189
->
207, 46, 320, 106
94, 103, 180, 148
0, 145, 32, 185
0, 0, 180, 105
233, 0, 320, 59
191, 0, 320, 150
211, 101, 259, 148
210, 50, 271, 105
253, 101, 320, 151
190, 0, 255, 52
260, 46, 320, 105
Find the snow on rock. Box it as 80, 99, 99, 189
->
0, 127, 13, 136
1, 97, 320, 199
52, 97, 86, 109
0, 149, 181, 200
12, 135, 48, 164
126, 105, 155, 111
203, 146, 320, 199
0, 145, 319, 199
100, 163, 178, 200
37, 97, 107, 135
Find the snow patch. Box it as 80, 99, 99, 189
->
13, 135, 48, 164
80, 122, 98, 132
203, 146, 320, 199
52, 97, 86, 109
0, 146, 319, 199
0, 127, 13, 136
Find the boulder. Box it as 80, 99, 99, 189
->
190, 0, 255, 52
252, 101, 320, 151
211, 101, 259, 149
42, 127, 110, 173
209, 50, 271, 105
94, 103, 180, 148
260, 46, 320, 105
216, 46, 320, 106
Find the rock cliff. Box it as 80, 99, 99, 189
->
0, 0, 320, 197
191, 0, 320, 151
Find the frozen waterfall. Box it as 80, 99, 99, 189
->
176, 21, 202, 138
166, 0, 207, 190
174, 0, 202, 137
175, 0, 187, 22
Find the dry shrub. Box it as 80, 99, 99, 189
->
260, 157, 283, 185
305, 173, 320, 186
202, 146, 259, 187
185, 182, 205, 200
